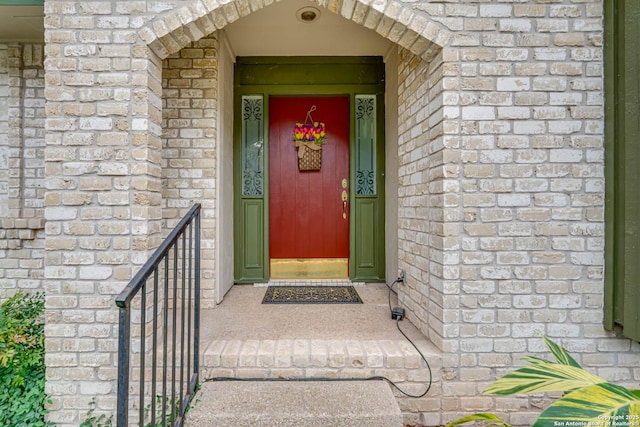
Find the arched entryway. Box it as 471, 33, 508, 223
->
232, 57, 386, 285
144, 0, 453, 346
200, 0, 406, 299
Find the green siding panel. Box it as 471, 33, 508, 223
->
604, 0, 640, 340
621, 0, 640, 340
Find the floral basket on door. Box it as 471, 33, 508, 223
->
294, 106, 326, 171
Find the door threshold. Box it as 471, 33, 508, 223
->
265, 279, 362, 288
270, 258, 348, 279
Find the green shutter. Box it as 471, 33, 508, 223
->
353, 94, 385, 280
604, 0, 640, 340
235, 95, 267, 282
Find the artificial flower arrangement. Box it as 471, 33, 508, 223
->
293, 122, 327, 145
294, 105, 326, 170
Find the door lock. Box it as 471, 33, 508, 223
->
341, 190, 348, 219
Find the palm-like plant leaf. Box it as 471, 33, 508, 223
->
521, 356, 553, 365
542, 335, 581, 368
483, 362, 605, 395
532, 383, 640, 427
445, 413, 510, 427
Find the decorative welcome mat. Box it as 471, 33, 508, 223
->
262, 286, 363, 304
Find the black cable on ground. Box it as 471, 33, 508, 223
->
387, 277, 400, 314
203, 279, 433, 399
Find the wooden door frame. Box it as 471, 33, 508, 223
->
233, 56, 386, 283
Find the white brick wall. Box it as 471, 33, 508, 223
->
0, 43, 46, 300
386, 0, 610, 424
0, 45, 8, 219
161, 34, 217, 306
0, 0, 624, 425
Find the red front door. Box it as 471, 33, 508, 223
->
269, 96, 350, 276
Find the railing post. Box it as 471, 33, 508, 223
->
116, 306, 131, 427
194, 208, 201, 379
115, 203, 201, 426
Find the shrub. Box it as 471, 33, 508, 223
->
0, 292, 50, 427
447, 336, 640, 427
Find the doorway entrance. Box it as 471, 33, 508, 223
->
233, 57, 386, 284
269, 96, 350, 278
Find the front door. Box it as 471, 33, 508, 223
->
234, 57, 386, 283
269, 96, 350, 278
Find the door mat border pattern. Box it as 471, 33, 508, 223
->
261, 286, 363, 304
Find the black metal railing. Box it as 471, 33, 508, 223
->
116, 203, 201, 427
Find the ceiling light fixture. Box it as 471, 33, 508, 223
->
297, 6, 320, 23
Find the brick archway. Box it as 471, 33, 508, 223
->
137, 0, 450, 61
139, 0, 458, 348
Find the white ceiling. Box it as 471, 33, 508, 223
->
0, 6, 44, 43
0, 0, 391, 55
225, 0, 392, 56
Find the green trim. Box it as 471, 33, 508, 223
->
233, 57, 386, 283
604, 0, 640, 340
603, 0, 617, 331
236, 57, 385, 87
0, 1, 43, 5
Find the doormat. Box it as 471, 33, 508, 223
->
262, 286, 362, 304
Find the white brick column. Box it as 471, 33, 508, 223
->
43, 1, 162, 424
161, 34, 218, 306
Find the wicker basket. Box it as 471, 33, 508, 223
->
296, 141, 322, 171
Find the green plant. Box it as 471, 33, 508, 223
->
143, 394, 180, 427
79, 398, 113, 427
447, 336, 640, 427
81, 394, 185, 427
0, 291, 51, 426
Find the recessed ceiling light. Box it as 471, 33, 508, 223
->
297, 6, 320, 23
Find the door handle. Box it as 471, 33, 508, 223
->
341, 190, 348, 219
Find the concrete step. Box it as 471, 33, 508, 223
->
201, 338, 433, 376
185, 380, 403, 427
198, 338, 441, 424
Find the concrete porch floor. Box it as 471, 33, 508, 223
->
196, 283, 443, 425
199, 283, 430, 343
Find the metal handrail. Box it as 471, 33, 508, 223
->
116, 203, 201, 427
